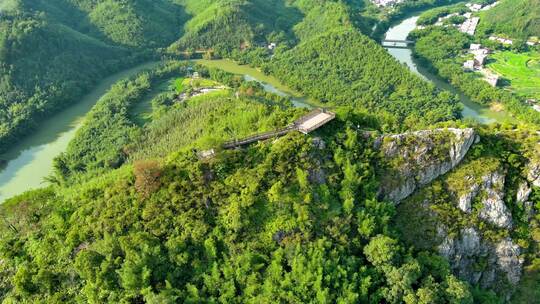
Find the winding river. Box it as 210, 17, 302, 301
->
383, 15, 514, 123
0, 62, 160, 202
0, 13, 517, 202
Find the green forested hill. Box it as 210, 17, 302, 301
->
2, 1, 540, 301
30, 0, 184, 47
268, 28, 461, 128
0, 0, 188, 152
478, 0, 540, 39
0, 131, 477, 303
0, 65, 479, 301
170, 0, 302, 54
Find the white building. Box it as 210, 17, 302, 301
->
460, 17, 480, 35
370, 0, 404, 7
485, 74, 499, 87
467, 3, 483, 11
470, 43, 482, 51
489, 36, 513, 45
464, 60, 475, 70
475, 54, 488, 66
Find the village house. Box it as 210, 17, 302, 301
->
459, 17, 480, 35
370, 0, 404, 7
470, 43, 481, 51
464, 60, 475, 70
526, 99, 537, 106
526, 99, 540, 112
466, 3, 483, 12
465, 44, 491, 69
475, 54, 488, 66
485, 73, 500, 87
489, 36, 513, 45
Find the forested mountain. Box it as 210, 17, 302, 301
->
0, 63, 481, 302
0, 0, 188, 152
478, 0, 540, 39
1, 61, 538, 302
30, 0, 184, 48
1, 0, 539, 302
0, 0, 458, 152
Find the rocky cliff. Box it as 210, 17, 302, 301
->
438, 226, 523, 288
376, 128, 476, 203
392, 129, 540, 297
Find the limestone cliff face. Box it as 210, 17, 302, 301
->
391, 129, 539, 297
438, 226, 523, 289
455, 169, 513, 229
376, 128, 476, 203
527, 161, 540, 188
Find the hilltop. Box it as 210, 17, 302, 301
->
0, 60, 536, 302
0, 1, 539, 302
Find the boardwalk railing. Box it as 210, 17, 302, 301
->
222, 108, 336, 149
223, 125, 296, 149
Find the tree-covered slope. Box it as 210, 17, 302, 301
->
0, 0, 188, 152
0, 117, 477, 303
268, 28, 461, 129
30, 0, 185, 48
478, 0, 540, 39
170, 0, 302, 53
0, 2, 135, 151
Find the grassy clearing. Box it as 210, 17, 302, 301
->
487, 51, 540, 99
130, 76, 223, 126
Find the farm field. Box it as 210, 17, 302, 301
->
487, 51, 540, 99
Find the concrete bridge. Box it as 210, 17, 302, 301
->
381, 39, 415, 44
222, 109, 336, 149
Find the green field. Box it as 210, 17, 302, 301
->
487, 51, 540, 99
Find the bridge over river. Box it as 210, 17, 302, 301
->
381, 39, 415, 49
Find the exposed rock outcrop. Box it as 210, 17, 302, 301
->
377, 128, 476, 203
448, 163, 512, 229
527, 161, 540, 187
495, 238, 523, 285
457, 179, 480, 213
516, 182, 532, 204
438, 227, 523, 288
477, 170, 513, 229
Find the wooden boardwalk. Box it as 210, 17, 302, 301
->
222, 109, 335, 149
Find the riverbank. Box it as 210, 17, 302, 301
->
196, 59, 317, 108
383, 14, 516, 124
0, 62, 160, 202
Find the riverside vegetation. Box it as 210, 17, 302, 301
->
0, 0, 539, 302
